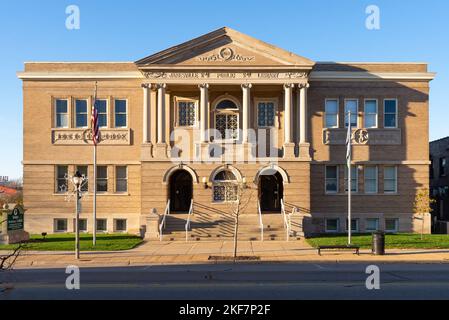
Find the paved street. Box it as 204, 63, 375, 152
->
2, 263, 449, 300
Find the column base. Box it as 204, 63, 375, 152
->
141, 143, 153, 161
298, 143, 311, 160
283, 143, 296, 159
154, 143, 169, 159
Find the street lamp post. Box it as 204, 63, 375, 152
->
71, 171, 87, 260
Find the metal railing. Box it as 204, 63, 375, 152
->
185, 200, 194, 242
159, 200, 170, 241
258, 201, 264, 241
281, 199, 291, 241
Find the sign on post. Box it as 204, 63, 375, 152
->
8, 205, 24, 231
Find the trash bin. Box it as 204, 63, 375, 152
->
372, 231, 385, 255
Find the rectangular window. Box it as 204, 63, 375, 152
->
114, 219, 127, 232
385, 218, 399, 233
325, 218, 340, 233
115, 166, 128, 193
345, 219, 360, 232
76, 165, 88, 192
258, 102, 276, 127
364, 166, 378, 194
95, 99, 108, 128
114, 99, 127, 128
215, 114, 239, 140
345, 99, 358, 128
96, 219, 107, 232
73, 219, 88, 233
325, 99, 338, 128
56, 165, 68, 193
325, 166, 338, 194
384, 99, 398, 128
75, 99, 88, 128
54, 219, 68, 233
55, 99, 69, 128
364, 99, 378, 128
384, 166, 398, 193
96, 166, 108, 192
344, 165, 358, 193
178, 101, 196, 126
213, 185, 238, 202
440, 158, 447, 177
366, 218, 380, 232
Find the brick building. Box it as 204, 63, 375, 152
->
430, 137, 449, 232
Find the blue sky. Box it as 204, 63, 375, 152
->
1, 0, 448, 179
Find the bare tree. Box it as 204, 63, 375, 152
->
0, 219, 23, 292
413, 188, 436, 240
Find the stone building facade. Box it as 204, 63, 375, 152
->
18, 27, 435, 239
430, 137, 449, 232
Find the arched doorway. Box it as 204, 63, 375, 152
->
259, 172, 284, 212
169, 170, 193, 213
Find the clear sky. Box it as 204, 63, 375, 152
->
1, 0, 448, 180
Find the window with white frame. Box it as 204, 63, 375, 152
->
54, 219, 68, 233
325, 99, 338, 128
178, 101, 196, 126
384, 99, 398, 128
384, 166, 398, 193
346, 219, 360, 232
325, 218, 340, 233
114, 99, 127, 128
96, 219, 107, 232
344, 165, 358, 193
325, 166, 338, 193
365, 218, 380, 232
73, 219, 88, 233
364, 166, 378, 194
56, 165, 68, 193
364, 99, 378, 128
214, 99, 239, 141
76, 165, 88, 192
115, 166, 128, 193
257, 102, 275, 127
385, 218, 399, 233
345, 99, 358, 128
55, 99, 69, 128
75, 99, 88, 128
114, 219, 127, 232
96, 166, 108, 192
95, 99, 108, 128
213, 170, 238, 202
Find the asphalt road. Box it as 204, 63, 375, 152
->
1, 263, 449, 300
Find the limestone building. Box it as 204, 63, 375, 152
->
18, 27, 435, 239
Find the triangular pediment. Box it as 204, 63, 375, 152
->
135, 27, 315, 68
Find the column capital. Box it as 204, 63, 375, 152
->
283, 83, 295, 90
198, 83, 210, 90
156, 83, 167, 90
241, 83, 253, 90
298, 83, 310, 90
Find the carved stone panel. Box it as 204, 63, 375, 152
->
52, 129, 131, 146
323, 128, 402, 146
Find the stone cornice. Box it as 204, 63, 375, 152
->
310, 71, 436, 81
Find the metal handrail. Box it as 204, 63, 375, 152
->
258, 201, 264, 242
159, 200, 170, 241
185, 200, 194, 242
281, 199, 291, 241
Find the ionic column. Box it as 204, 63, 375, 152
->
242, 83, 252, 143
284, 84, 294, 144
142, 84, 151, 144
157, 83, 166, 144
299, 83, 310, 144
199, 84, 209, 143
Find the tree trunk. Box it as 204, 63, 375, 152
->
233, 215, 239, 263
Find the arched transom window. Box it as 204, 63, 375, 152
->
214, 97, 239, 141
213, 170, 238, 202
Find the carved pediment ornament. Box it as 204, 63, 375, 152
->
197, 47, 255, 62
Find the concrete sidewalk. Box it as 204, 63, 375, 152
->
10, 240, 449, 269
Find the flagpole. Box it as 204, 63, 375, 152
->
348, 111, 352, 246
93, 143, 97, 246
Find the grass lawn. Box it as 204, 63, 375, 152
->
306, 233, 449, 249
0, 233, 143, 251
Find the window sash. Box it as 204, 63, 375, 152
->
344, 166, 358, 192
213, 184, 238, 202
384, 100, 397, 128
366, 218, 380, 232
116, 166, 128, 193
325, 99, 338, 128
325, 219, 340, 233
258, 102, 275, 127
215, 113, 239, 140
96, 166, 108, 192
364, 100, 378, 128
344, 100, 358, 128
75, 100, 88, 128
56, 165, 68, 193
384, 166, 397, 193
96, 219, 107, 232
76, 165, 88, 192
364, 166, 378, 194
95, 99, 108, 128
115, 219, 127, 232
55, 99, 68, 128
325, 166, 338, 193
385, 219, 399, 232
345, 219, 359, 232
55, 219, 68, 232
178, 101, 196, 126
114, 100, 127, 128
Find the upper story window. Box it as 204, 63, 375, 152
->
96, 166, 108, 192
325, 99, 339, 128
384, 166, 398, 193
55, 99, 69, 128
75, 99, 88, 128
213, 170, 238, 202
440, 158, 447, 177
114, 99, 127, 128
115, 166, 128, 193
364, 99, 378, 128
384, 99, 398, 128
178, 101, 196, 127
214, 98, 239, 141
95, 99, 108, 128
325, 165, 338, 194
364, 166, 378, 194
344, 99, 358, 128
257, 102, 275, 127
56, 165, 68, 193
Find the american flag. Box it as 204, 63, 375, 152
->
91, 83, 100, 145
